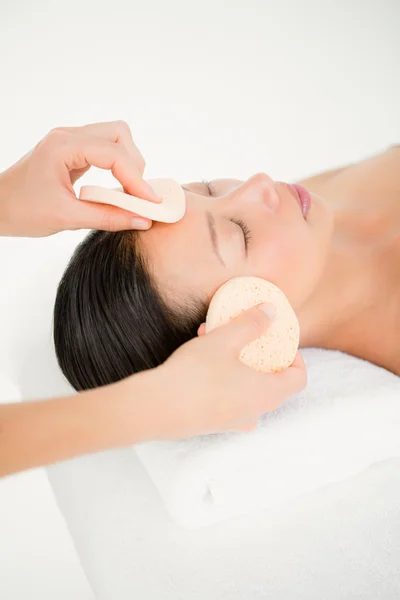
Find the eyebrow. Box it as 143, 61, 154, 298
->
206, 211, 226, 267
182, 183, 210, 196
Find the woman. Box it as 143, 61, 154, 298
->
54, 144, 400, 391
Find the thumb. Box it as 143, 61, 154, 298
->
207, 303, 275, 355
72, 200, 152, 232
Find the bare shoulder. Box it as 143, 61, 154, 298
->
298, 145, 400, 198
297, 164, 349, 190
329, 145, 400, 196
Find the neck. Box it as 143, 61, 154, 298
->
296, 209, 375, 352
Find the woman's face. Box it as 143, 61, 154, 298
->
139, 173, 334, 312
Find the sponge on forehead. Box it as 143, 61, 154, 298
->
79, 178, 186, 223
205, 276, 300, 373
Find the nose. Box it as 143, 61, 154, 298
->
230, 173, 279, 212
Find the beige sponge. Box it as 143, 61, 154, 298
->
205, 276, 300, 373
79, 178, 186, 223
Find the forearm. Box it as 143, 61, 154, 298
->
0, 370, 159, 478
0, 170, 8, 236
0, 166, 17, 237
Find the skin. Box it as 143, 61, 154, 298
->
142, 174, 333, 310
0, 121, 307, 477
139, 146, 400, 376
0, 121, 160, 236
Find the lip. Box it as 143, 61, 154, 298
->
289, 184, 311, 219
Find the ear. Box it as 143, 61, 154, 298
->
197, 322, 207, 337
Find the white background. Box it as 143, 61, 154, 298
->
0, 0, 399, 598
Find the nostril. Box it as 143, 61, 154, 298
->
252, 173, 279, 211
251, 173, 279, 211
267, 190, 279, 211
242, 173, 279, 211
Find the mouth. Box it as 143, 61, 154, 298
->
289, 184, 311, 220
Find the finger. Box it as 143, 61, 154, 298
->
289, 350, 306, 371
206, 303, 274, 356
56, 121, 146, 175
69, 199, 153, 232
252, 352, 307, 412
69, 164, 91, 185
197, 323, 206, 337
59, 135, 159, 204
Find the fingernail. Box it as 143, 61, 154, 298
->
131, 218, 151, 230
259, 303, 276, 320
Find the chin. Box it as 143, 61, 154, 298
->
308, 193, 333, 229
307, 194, 334, 253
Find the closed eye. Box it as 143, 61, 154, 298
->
202, 180, 215, 196
231, 218, 251, 255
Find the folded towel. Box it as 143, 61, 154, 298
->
134, 349, 400, 529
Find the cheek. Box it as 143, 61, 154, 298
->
254, 230, 318, 304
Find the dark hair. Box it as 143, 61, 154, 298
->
53, 229, 208, 391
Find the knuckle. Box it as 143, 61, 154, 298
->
100, 213, 113, 231
113, 143, 125, 159
109, 144, 126, 166
46, 127, 69, 146
114, 119, 131, 134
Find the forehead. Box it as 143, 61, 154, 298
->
137, 188, 215, 302
137, 178, 244, 302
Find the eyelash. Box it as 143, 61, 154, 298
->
231, 218, 252, 250
203, 180, 214, 196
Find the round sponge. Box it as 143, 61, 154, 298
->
205, 277, 300, 373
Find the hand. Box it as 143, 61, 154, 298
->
0, 121, 160, 237
145, 304, 307, 440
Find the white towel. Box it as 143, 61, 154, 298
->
134, 349, 400, 529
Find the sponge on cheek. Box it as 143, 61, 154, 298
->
79, 178, 186, 223
205, 276, 300, 373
